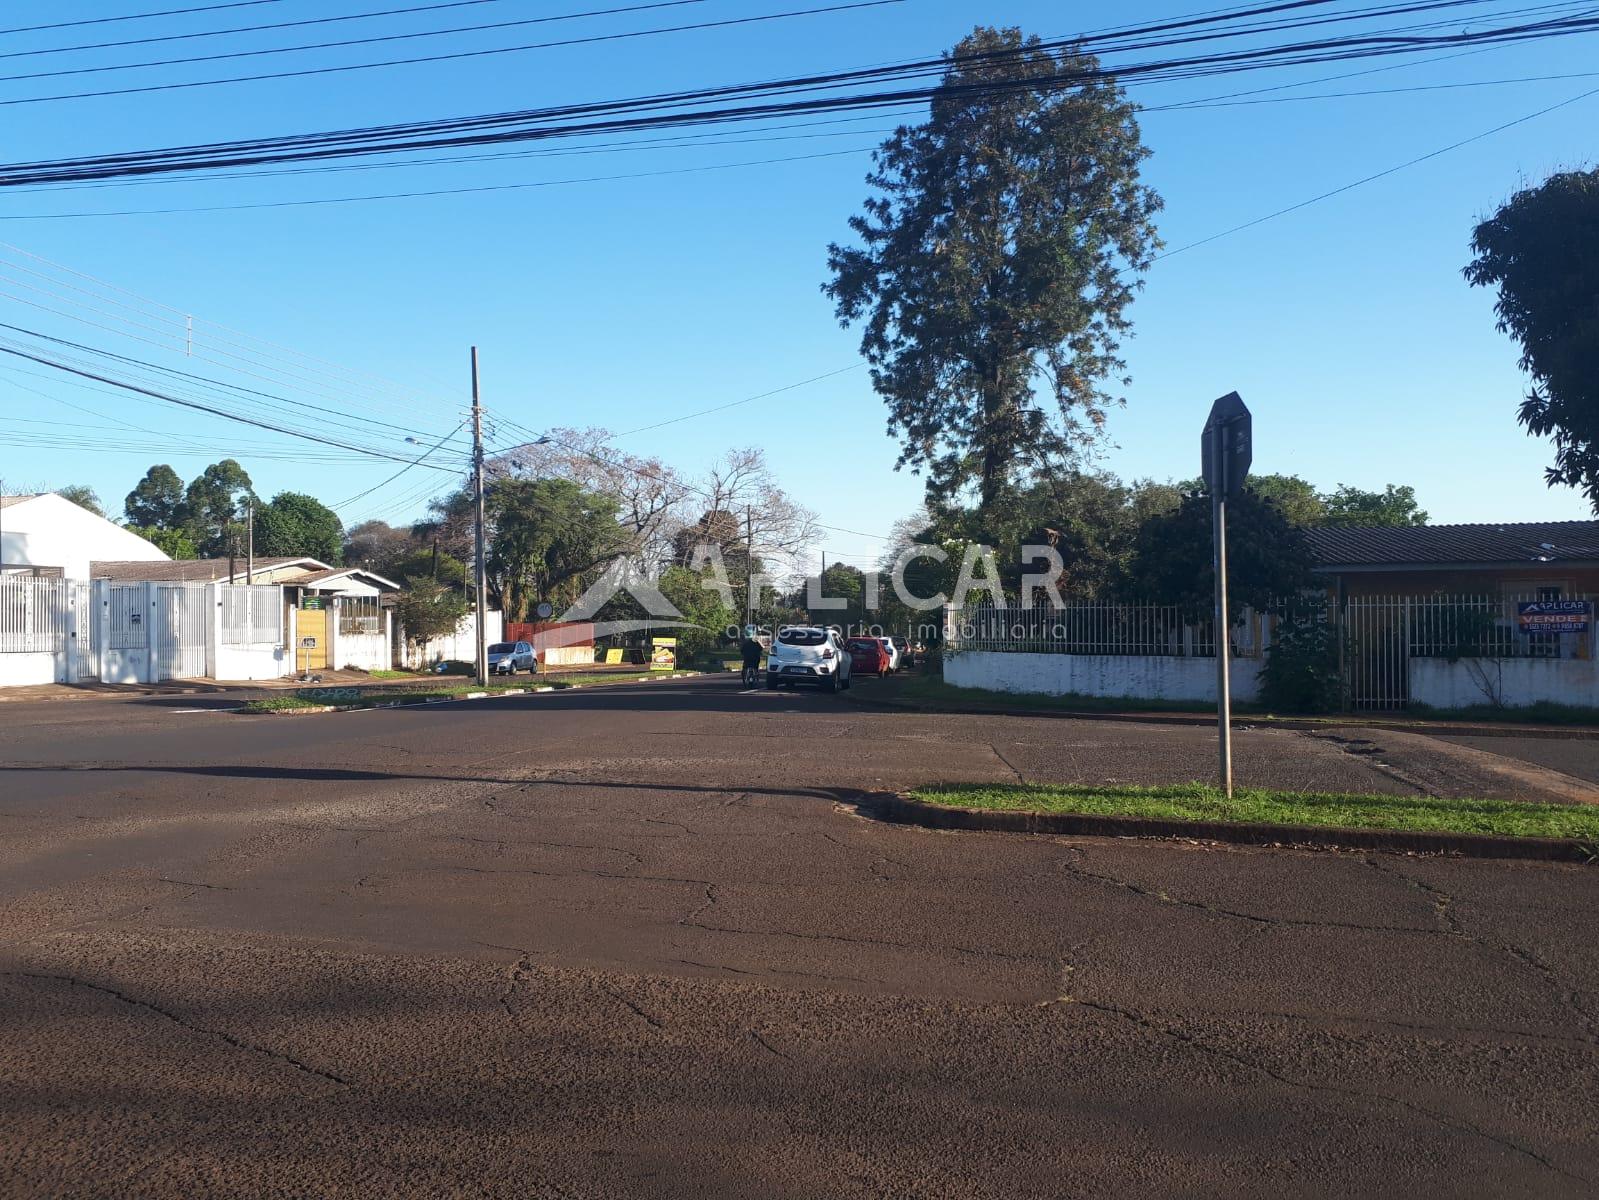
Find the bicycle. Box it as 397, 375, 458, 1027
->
741, 660, 762, 689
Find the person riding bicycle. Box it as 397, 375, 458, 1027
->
739, 632, 764, 687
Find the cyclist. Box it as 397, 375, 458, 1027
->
739, 630, 764, 689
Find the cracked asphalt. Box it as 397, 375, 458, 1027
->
1, 675, 1596, 1198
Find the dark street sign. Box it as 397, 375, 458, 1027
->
1201, 391, 1252, 496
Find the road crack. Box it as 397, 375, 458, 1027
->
1078, 998, 1592, 1188
6, 971, 351, 1088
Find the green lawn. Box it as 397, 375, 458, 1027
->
909, 782, 1599, 841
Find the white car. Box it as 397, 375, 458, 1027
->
766, 626, 853, 693
487, 640, 537, 675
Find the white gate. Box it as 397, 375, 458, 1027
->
155, 584, 209, 680
71, 581, 96, 680
103, 582, 150, 684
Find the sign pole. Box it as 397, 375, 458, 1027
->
1211, 423, 1233, 798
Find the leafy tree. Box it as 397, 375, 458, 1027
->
394, 578, 469, 648
1122, 487, 1314, 615
53, 484, 104, 517
125, 465, 186, 530
656, 565, 739, 662
390, 547, 467, 587
825, 26, 1162, 517
803, 563, 869, 629
343, 519, 417, 575
1466, 169, 1599, 508
129, 525, 197, 559
253, 491, 344, 564
184, 460, 255, 558
1321, 484, 1428, 527
487, 477, 625, 620
1182, 474, 1324, 526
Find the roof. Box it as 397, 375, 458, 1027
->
1305, 522, 1599, 569
295, 567, 401, 591
91, 556, 319, 582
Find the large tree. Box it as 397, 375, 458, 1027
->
1322, 484, 1427, 527
825, 26, 1162, 517
124, 465, 186, 530
343, 519, 417, 575
1466, 169, 1599, 508
487, 477, 626, 620
184, 460, 255, 558
53, 484, 104, 517
254, 492, 344, 564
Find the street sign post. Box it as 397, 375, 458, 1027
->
1201, 392, 1252, 797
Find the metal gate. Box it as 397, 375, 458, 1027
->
155, 584, 209, 679
103, 582, 150, 684
1344, 597, 1410, 710
71, 581, 96, 680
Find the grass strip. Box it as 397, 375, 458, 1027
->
909, 782, 1599, 841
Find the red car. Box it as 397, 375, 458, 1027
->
845, 637, 892, 677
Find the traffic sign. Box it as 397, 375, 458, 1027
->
1201, 391, 1252, 496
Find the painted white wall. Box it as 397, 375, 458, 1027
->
0, 652, 63, 686
335, 632, 390, 672
398, 611, 504, 669
944, 649, 1263, 704
214, 643, 291, 681
1, 494, 168, 579
1410, 657, 1599, 710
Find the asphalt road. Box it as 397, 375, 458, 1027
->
2, 677, 1596, 1198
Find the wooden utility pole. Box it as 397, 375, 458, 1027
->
471, 347, 489, 688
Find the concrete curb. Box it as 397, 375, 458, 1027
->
843, 693, 1599, 741
855, 791, 1595, 864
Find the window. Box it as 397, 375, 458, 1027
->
778, 628, 826, 646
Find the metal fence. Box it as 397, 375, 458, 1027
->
221, 585, 282, 645
337, 596, 383, 636
0, 576, 68, 653
948, 603, 1222, 657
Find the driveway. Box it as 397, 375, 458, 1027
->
1, 677, 1595, 1197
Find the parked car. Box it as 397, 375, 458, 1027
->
487, 641, 537, 675
845, 636, 892, 677
891, 635, 913, 667
874, 636, 901, 673
767, 626, 853, 692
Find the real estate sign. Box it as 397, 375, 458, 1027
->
650, 637, 677, 670
1516, 600, 1591, 634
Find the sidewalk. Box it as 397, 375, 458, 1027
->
848, 670, 1599, 741
0, 661, 661, 704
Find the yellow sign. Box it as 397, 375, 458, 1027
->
604, 648, 625, 665
650, 636, 677, 670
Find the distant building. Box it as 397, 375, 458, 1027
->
1306, 522, 1599, 598
0, 492, 169, 580
91, 556, 400, 601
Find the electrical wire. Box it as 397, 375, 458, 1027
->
0, 1, 283, 37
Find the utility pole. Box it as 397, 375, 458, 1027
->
470, 346, 489, 688
745, 506, 754, 627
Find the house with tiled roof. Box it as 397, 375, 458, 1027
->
1305, 522, 1599, 599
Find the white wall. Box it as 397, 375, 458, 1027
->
399, 611, 503, 669
0, 652, 63, 686
334, 632, 391, 672
1, 494, 168, 579
214, 643, 291, 681
1410, 657, 1599, 710
945, 650, 1263, 704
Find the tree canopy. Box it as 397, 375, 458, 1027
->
1466, 168, 1599, 509
253, 492, 344, 564
125, 465, 186, 530
486, 477, 626, 620
53, 484, 104, 517
184, 460, 255, 558
826, 26, 1162, 519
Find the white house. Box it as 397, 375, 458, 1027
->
0, 493, 168, 580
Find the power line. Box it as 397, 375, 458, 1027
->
0, 1, 283, 37
0, 0, 704, 73
0, 146, 877, 219
0, 0, 905, 106
1156, 81, 1599, 258
2, 2, 1590, 182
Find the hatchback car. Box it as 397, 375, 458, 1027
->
766, 626, 853, 692
845, 637, 892, 677
487, 641, 537, 675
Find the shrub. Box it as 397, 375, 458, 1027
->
1260, 606, 1343, 713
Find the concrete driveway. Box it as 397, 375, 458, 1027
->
1, 677, 1595, 1197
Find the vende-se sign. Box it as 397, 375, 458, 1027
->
1517, 600, 1591, 634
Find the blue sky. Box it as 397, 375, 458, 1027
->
1, 0, 1596, 573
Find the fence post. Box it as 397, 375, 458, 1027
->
63, 581, 80, 683
328, 598, 341, 672
207, 584, 222, 680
